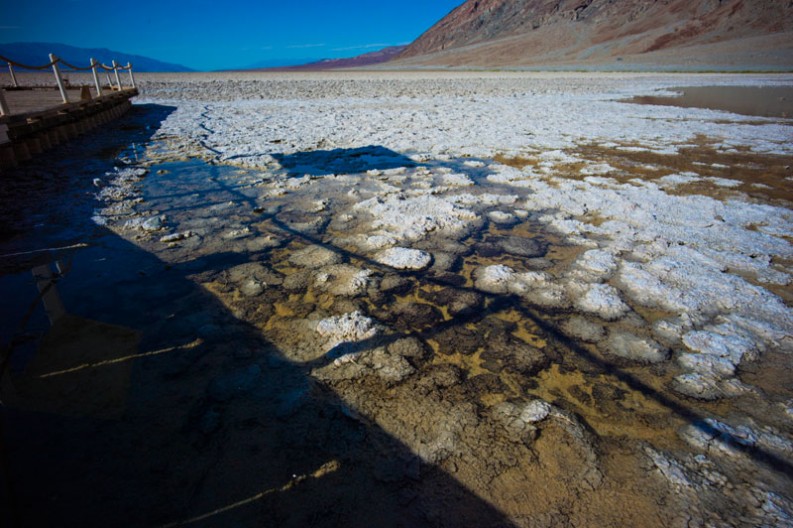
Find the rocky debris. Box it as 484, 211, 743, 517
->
373, 247, 432, 270
159, 230, 194, 243
123, 215, 165, 232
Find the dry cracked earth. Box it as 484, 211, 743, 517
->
1, 72, 792, 528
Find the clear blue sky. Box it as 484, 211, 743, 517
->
0, 0, 463, 70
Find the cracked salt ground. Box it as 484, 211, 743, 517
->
3, 74, 792, 528
81, 138, 793, 525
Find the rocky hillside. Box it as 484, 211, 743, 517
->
257, 46, 407, 71
396, 0, 793, 70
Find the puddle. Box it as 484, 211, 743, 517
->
624, 85, 793, 118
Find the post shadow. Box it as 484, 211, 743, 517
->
272, 145, 417, 176
0, 105, 515, 527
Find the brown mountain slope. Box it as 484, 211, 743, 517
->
257, 46, 407, 71
395, 0, 793, 70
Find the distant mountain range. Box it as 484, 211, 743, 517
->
393, 0, 793, 70
0, 42, 193, 72
251, 46, 407, 71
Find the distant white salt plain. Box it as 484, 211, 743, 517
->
136, 72, 793, 401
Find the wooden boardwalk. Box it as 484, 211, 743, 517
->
2, 87, 97, 115
0, 52, 139, 170
0, 88, 138, 170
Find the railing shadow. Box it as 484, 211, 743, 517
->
149, 142, 793, 484
0, 107, 516, 527
272, 145, 416, 176
159, 147, 793, 485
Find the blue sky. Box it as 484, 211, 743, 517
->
0, 0, 463, 70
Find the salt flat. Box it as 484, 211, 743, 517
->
4, 71, 793, 527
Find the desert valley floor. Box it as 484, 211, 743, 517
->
1, 72, 792, 527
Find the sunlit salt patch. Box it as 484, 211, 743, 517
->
487, 211, 519, 226
652, 315, 694, 347
340, 233, 399, 251
315, 311, 380, 353
678, 417, 793, 460
572, 283, 631, 321
579, 163, 615, 176
537, 149, 580, 164
473, 264, 517, 294
487, 166, 535, 187
463, 160, 486, 168
705, 177, 742, 188
568, 249, 619, 281
439, 173, 474, 187
682, 328, 760, 365
560, 315, 606, 343
677, 353, 737, 378
373, 247, 432, 270
354, 194, 479, 242
451, 192, 518, 207
698, 247, 790, 285
605, 332, 668, 363
657, 172, 702, 188
159, 231, 194, 243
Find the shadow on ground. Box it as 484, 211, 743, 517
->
273, 145, 416, 176
0, 106, 513, 527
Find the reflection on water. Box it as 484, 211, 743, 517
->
624, 85, 793, 118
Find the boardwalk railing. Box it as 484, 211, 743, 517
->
0, 53, 136, 116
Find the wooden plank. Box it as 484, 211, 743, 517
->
0, 88, 137, 170
2, 88, 91, 115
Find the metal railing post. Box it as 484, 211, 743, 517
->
91, 57, 103, 97
7, 63, 18, 88
0, 89, 10, 116
49, 54, 69, 103
126, 63, 136, 89
112, 60, 122, 90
